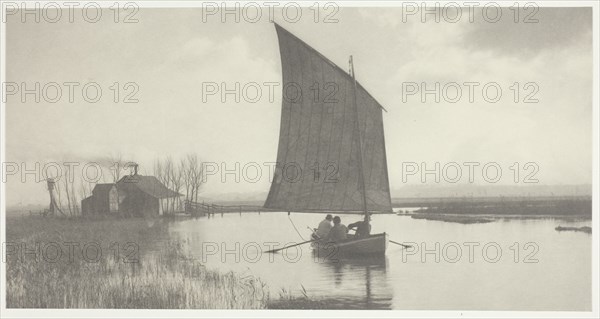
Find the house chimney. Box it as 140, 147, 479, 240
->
133, 163, 138, 175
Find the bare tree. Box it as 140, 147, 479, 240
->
182, 158, 192, 203
164, 157, 174, 213
185, 154, 205, 203
151, 154, 205, 214
78, 178, 92, 215
62, 168, 73, 216
170, 161, 184, 213
79, 182, 87, 200
70, 178, 79, 215
154, 158, 163, 212
154, 158, 163, 183
154, 157, 175, 214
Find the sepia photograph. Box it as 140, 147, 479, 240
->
0, 1, 598, 317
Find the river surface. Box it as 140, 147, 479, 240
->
154, 212, 591, 310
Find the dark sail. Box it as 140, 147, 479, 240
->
264, 23, 392, 213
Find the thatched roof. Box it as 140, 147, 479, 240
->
117, 175, 182, 199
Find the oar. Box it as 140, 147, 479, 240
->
265, 239, 319, 253
389, 240, 412, 248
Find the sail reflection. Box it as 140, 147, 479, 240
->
312, 253, 393, 310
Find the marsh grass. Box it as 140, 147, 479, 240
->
6, 216, 268, 309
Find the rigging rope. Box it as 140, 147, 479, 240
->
288, 215, 307, 241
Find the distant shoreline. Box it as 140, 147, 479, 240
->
6, 195, 592, 218
393, 195, 592, 218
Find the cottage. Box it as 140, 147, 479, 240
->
82, 184, 119, 215
81, 170, 182, 217
116, 174, 182, 216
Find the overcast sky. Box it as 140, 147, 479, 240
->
4, 6, 593, 206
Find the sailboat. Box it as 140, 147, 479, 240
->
264, 23, 393, 257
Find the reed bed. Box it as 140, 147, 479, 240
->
6, 216, 268, 309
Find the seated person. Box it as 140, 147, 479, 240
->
326, 216, 348, 242
314, 214, 333, 239
348, 220, 371, 238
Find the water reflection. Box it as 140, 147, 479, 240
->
316, 255, 392, 309
143, 212, 591, 310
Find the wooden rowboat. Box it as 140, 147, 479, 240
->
312, 233, 388, 258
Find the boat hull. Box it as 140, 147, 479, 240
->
312, 232, 388, 258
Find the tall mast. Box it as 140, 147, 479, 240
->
349, 56, 370, 225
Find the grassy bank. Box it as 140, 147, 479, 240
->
411, 197, 592, 218
5, 216, 268, 309
408, 213, 494, 224
555, 225, 592, 234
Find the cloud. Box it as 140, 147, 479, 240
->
462, 7, 592, 58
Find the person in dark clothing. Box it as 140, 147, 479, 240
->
348, 220, 371, 237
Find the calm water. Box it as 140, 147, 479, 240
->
153, 212, 591, 310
